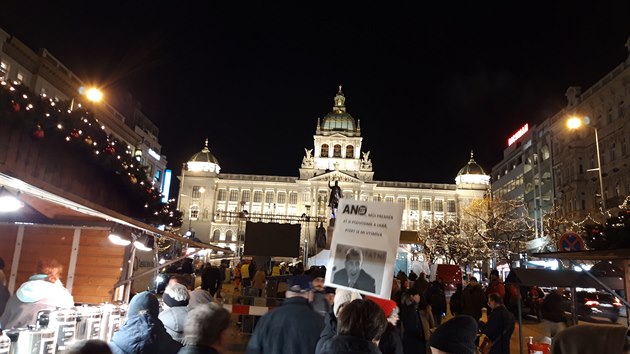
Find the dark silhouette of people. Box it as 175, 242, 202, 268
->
332, 248, 376, 293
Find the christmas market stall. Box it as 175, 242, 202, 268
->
0, 80, 231, 304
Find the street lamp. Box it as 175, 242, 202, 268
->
566, 116, 606, 225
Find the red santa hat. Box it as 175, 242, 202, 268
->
365, 295, 398, 318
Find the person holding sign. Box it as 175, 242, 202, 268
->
333, 247, 376, 293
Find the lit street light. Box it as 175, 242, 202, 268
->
566, 116, 606, 225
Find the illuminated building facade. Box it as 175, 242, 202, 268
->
178, 87, 490, 257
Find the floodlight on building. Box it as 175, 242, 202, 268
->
0, 187, 23, 212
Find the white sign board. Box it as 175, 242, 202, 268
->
325, 199, 403, 298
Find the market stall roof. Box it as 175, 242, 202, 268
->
0, 172, 231, 253
505, 268, 624, 289
533, 249, 630, 261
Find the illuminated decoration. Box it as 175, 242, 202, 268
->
507, 123, 529, 146
148, 148, 161, 161
161, 169, 172, 203
0, 80, 182, 227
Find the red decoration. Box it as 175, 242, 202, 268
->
11, 101, 20, 112
104, 145, 116, 154
70, 129, 80, 138
32, 125, 45, 139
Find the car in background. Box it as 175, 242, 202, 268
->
562, 290, 622, 322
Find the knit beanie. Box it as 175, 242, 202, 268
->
333, 288, 362, 317
365, 295, 398, 317
429, 315, 478, 354
128, 291, 160, 317
163, 283, 190, 308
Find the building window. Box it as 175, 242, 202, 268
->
277, 192, 286, 204
397, 197, 406, 206
345, 145, 354, 158
253, 191, 262, 203
16, 72, 24, 83
226, 230, 234, 242
288, 192, 298, 205
192, 186, 201, 199
410, 198, 419, 211
242, 190, 251, 202
333, 144, 342, 157
447, 200, 456, 213
265, 191, 274, 204
0, 61, 7, 80
212, 230, 221, 242
581, 200, 586, 210
434, 200, 444, 212
373, 195, 381, 202
607, 107, 613, 124
229, 190, 239, 202
611, 143, 616, 161
422, 199, 431, 211
302, 192, 310, 203
344, 191, 354, 199
217, 189, 227, 201
321, 144, 329, 157
202, 208, 209, 220
385, 196, 394, 203
190, 206, 199, 220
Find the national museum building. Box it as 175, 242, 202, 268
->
177, 87, 490, 260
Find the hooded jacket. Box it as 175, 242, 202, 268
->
0, 274, 74, 329
159, 306, 190, 344
109, 291, 181, 354
319, 335, 382, 354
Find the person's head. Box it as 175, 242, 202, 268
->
429, 315, 478, 354
286, 274, 313, 300
128, 291, 160, 317
163, 282, 190, 309
419, 272, 426, 279
67, 339, 113, 354
36, 259, 63, 283
487, 292, 503, 309
189, 288, 213, 308
333, 288, 363, 317
490, 269, 499, 281
468, 277, 478, 287
402, 288, 421, 306
366, 296, 399, 326
309, 267, 326, 292
184, 303, 232, 351
337, 299, 387, 343
344, 248, 363, 278
456, 283, 463, 292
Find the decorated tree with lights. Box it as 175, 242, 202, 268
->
0, 80, 182, 228
459, 195, 533, 265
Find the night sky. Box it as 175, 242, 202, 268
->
2, 1, 630, 186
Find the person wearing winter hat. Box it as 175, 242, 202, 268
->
247, 274, 324, 354
159, 283, 191, 343
315, 288, 363, 354
428, 315, 478, 354
365, 296, 403, 354
109, 291, 181, 354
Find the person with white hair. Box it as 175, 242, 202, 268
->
159, 282, 191, 343
178, 303, 232, 354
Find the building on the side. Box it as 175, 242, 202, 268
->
177, 87, 490, 268
491, 35, 630, 251
0, 28, 169, 192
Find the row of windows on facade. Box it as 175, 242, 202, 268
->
191, 186, 458, 212
494, 145, 551, 182
320, 144, 354, 158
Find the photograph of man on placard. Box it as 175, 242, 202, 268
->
331, 244, 385, 294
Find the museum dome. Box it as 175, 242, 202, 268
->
455, 151, 490, 187
187, 139, 221, 173
321, 86, 357, 132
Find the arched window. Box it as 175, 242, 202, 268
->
226, 230, 234, 242
346, 145, 354, 158
321, 144, 329, 157
212, 230, 221, 242
333, 144, 342, 157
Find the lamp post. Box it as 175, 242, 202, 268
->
566, 116, 606, 225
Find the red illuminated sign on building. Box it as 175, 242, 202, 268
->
507, 123, 529, 146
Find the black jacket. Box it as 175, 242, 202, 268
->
400, 304, 425, 354
541, 292, 566, 323
480, 305, 515, 354
316, 311, 338, 354
246, 296, 324, 354
461, 285, 486, 320
378, 323, 403, 354
320, 335, 382, 354
109, 314, 181, 354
